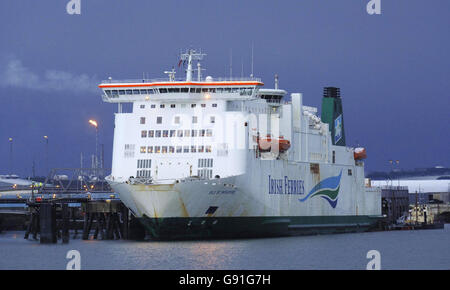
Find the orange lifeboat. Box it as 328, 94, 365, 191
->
354, 147, 367, 160
258, 135, 291, 153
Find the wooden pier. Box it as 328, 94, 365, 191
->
0, 196, 149, 243
22, 198, 135, 243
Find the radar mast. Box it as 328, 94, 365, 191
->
180, 49, 206, 82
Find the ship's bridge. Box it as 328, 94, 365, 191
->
99, 77, 264, 103
257, 88, 287, 105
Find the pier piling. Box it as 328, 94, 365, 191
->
39, 203, 57, 244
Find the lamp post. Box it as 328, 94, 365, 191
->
389, 159, 401, 222
8, 137, 13, 175
43, 135, 49, 175
88, 119, 99, 171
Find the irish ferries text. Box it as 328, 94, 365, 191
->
268, 175, 305, 195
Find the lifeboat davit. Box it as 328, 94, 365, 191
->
258, 135, 291, 153
354, 147, 367, 160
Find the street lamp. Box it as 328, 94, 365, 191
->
43, 136, 49, 175
8, 137, 13, 175
389, 159, 400, 187
88, 119, 99, 170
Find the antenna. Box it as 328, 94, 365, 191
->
229, 48, 233, 79
251, 42, 254, 78
196, 62, 205, 81
164, 67, 176, 81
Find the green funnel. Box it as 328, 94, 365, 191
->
321, 87, 346, 146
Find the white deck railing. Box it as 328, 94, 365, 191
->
100, 76, 262, 84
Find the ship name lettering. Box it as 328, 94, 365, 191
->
268, 175, 304, 195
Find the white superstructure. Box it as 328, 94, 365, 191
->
100, 49, 381, 239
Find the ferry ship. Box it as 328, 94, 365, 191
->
99, 49, 382, 239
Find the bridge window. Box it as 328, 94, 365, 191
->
126, 89, 132, 94
159, 88, 167, 93
140, 89, 148, 94
105, 90, 112, 96
119, 90, 126, 95
112, 90, 118, 96
133, 89, 140, 94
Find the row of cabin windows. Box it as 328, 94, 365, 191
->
140, 145, 212, 154
198, 158, 213, 168
105, 87, 253, 97
141, 103, 218, 109
136, 170, 151, 178
141, 129, 213, 138
137, 159, 151, 169
140, 115, 215, 125
198, 169, 213, 179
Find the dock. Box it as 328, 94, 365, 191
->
0, 168, 147, 243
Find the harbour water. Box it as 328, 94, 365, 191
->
0, 225, 449, 270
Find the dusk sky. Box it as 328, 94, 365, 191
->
0, 0, 448, 177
